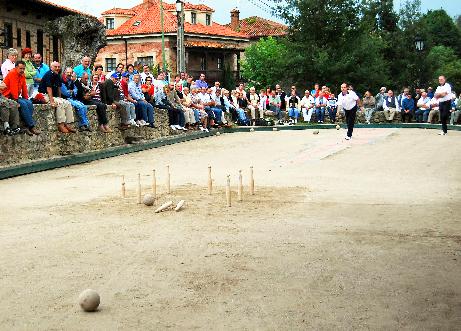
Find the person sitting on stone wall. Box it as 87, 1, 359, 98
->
315, 91, 328, 124
125, 64, 137, 82
1, 48, 18, 79
128, 74, 155, 128
415, 90, 431, 123
383, 90, 399, 122
73, 56, 92, 79
208, 87, 225, 126
140, 64, 154, 84
154, 84, 182, 131
2, 61, 40, 135
61, 68, 91, 132
89, 73, 112, 133
141, 76, 155, 104
299, 90, 315, 123
120, 72, 138, 126
180, 86, 197, 130
21, 48, 36, 98
93, 65, 106, 83
32, 53, 50, 95
362, 91, 376, 124
0, 80, 21, 136
190, 86, 208, 132
166, 82, 187, 130
38, 61, 76, 133
450, 92, 461, 125
102, 72, 133, 130
248, 87, 262, 126
401, 93, 415, 123
106, 63, 124, 81
428, 96, 440, 124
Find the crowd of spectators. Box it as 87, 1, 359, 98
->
1, 47, 460, 137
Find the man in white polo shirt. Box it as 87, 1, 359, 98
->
337, 83, 360, 140
435, 75, 452, 135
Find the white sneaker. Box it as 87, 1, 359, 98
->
438, 131, 447, 136
204, 128, 209, 133
141, 120, 149, 126
174, 125, 182, 130
199, 127, 205, 132
170, 125, 177, 131
130, 119, 139, 127
180, 126, 188, 131
345, 136, 351, 140
136, 120, 142, 126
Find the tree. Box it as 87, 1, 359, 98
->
240, 37, 288, 90
426, 46, 461, 91
422, 10, 461, 56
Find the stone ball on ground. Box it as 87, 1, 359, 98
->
79, 289, 100, 312
250, 128, 255, 132
143, 194, 155, 206
313, 129, 320, 135
336, 125, 340, 130
273, 128, 278, 131
216, 131, 221, 136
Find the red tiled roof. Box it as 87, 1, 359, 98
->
163, 2, 214, 12
230, 16, 287, 39
101, 8, 136, 16
104, 1, 247, 39
32, 0, 93, 17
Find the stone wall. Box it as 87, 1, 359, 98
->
0, 105, 175, 167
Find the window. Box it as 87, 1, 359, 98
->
105, 18, 115, 30
137, 56, 154, 67
191, 12, 197, 25
200, 55, 206, 71
25, 31, 31, 48
36, 29, 43, 56
4, 23, 13, 48
16, 28, 21, 47
206, 14, 211, 26
217, 56, 223, 70
105, 58, 117, 72
52, 36, 59, 61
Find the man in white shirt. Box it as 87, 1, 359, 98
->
337, 83, 360, 140
140, 64, 154, 84
299, 90, 315, 122
435, 75, 452, 135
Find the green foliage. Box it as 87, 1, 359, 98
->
222, 62, 236, 91
240, 37, 288, 90
426, 46, 461, 91
422, 10, 461, 55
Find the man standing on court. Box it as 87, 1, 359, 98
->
338, 83, 360, 140
435, 75, 451, 135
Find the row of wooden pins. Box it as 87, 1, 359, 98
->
121, 166, 171, 203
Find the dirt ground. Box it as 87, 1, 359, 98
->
0, 128, 460, 330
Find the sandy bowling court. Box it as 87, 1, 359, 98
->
0, 128, 460, 330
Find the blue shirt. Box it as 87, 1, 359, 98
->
33, 63, 50, 87
38, 70, 63, 97
73, 64, 92, 79
401, 98, 415, 111
195, 80, 208, 89
128, 81, 145, 101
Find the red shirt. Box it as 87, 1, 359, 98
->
141, 84, 154, 96
120, 79, 129, 98
2, 68, 28, 100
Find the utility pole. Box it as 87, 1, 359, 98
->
176, 0, 186, 73
160, 0, 167, 74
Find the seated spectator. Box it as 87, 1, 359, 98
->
125, 64, 137, 82
415, 90, 431, 123
196, 73, 208, 89
38, 61, 76, 133
315, 91, 328, 124
275, 84, 286, 112
3, 61, 40, 135
102, 72, 132, 130
248, 87, 262, 126
90, 74, 112, 133
259, 89, 268, 113
190, 86, 208, 132
449, 92, 460, 125
154, 84, 183, 131
362, 91, 376, 124
428, 97, 440, 124
0, 81, 20, 136
210, 88, 226, 125
140, 64, 154, 84
230, 90, 250, 126
427, 87, 434, 99
173, 74, 184, 98
61, 68, 91, 132
211, 81, 221, 95
286, 89, 300, 124
166, 82, 186, 130
185, 75, 194, 89
141, 77, 155, 103
106, 63, 124, 81
383, 90, 399, 122
32, 53, 50, 95
21, 48, 36, 97
299, 90, 315, 122
128, 74, 155, 128
120, 72, 139, 126
1, 48, 18, 78
153, 72, 167, 94
73, 56, 92, 79
326, 92, 338, 123
180, 87, 197, 130
401, 93, 415, 123
311, 83, 320, 98
375, 87, 386, 112
93, 65, 106, 83
268, 90, 283, 123
198, 86, 216, 128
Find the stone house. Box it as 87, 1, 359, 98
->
0, 0, 87, 68
97, 0, 252, 83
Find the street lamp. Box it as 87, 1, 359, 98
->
176, 0, 186, 73
415, 36, 424, 52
